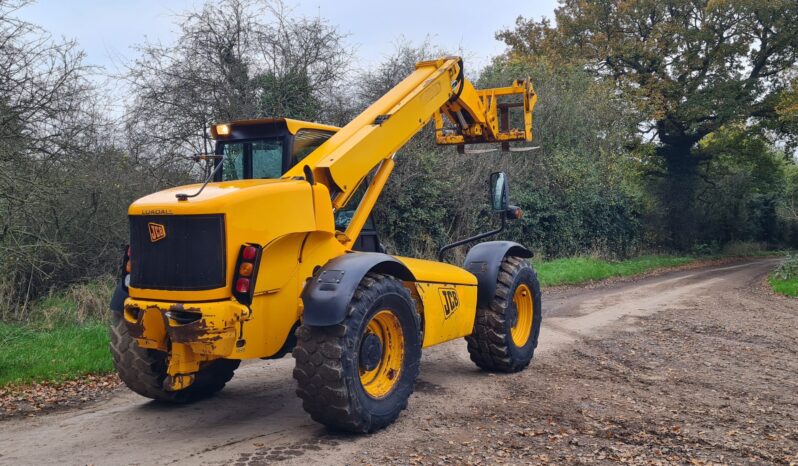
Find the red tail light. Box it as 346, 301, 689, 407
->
242, 246, 258, 260
232, 243, 262, 305
235, 277, 250, 293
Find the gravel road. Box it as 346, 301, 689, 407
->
0, 257, 794, 465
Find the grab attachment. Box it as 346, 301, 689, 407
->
434, 78, 537, 150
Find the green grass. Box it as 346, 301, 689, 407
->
768, 254, 798, 297
0, 323, 113, 386
535, 255, 695, 287
769, 276, 798, 297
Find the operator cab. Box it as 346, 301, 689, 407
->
210, 118, 383, 253
210, 118, 338, 181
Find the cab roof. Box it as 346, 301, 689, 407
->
210, 117, 340, 139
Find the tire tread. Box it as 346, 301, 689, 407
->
292, 273, 421, 433
465, 256, 540, 373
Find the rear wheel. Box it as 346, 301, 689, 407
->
466, 256, 541, 373
109, 312, 239, 403
292, 273, 422, 433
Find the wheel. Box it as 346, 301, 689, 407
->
466, 255, 542, 373
109, 312, 239, 403
292, 273, 422, 433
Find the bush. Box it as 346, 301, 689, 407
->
23, 277, 115, 328
773, 254, 798, 281
722, 241, 768, 257
690, 242, 721, 256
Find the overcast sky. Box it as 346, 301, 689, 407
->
16, 0, 557, 74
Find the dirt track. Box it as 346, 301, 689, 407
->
1, 258, 795, 465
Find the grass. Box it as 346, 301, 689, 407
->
769, 276, 798, 297
0, 322, 113, 386
535, 255, 695, 287
768, 254, 798, 297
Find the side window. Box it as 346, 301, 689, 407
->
222, 143, 244, 181
335, 181, 367, 231
334, 166, 377, 231
252, 141, 283, 178
292, 129, 335, 165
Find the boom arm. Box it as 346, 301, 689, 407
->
283, 56, 537, 248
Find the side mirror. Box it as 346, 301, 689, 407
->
490, 172, 509, 212
437, 171, 521, 261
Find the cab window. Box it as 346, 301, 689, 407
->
333, 173, 383, 253
252, 141, 282, 178
292, 129, 335, 165
335, 172, 372, 230
217, 139, 284, 181
222, 143, 245, 181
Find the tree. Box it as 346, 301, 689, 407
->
775, 77, 798, 149
0, 1, 182, 319
498, 0, 798, 247
0, 0, 91, 314
479, 58, 644, 257
689, 127, 791, 246
0, 1, 142, 316
124, 0, 350, 171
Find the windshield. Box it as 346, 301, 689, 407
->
217, 139, 284, 181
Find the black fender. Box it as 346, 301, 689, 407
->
301, 252, 415, 326
110, 278, 128, 313
464, 241, 533, 307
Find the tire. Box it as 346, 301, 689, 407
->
109, 312, 239, 403
292, 273, 422, 433
466, 255, 542, 373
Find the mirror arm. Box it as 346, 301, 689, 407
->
437, 213, 506, 262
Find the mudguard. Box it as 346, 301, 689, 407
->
110, 279, 128, 313
301, 252, 415, 326
464, 241, 533, 306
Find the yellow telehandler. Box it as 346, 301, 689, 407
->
110, 56, 541, 433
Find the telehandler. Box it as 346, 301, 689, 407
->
110, 56, 542, 433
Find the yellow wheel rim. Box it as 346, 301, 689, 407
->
359, 310, 404, 399
511, 284, 534, 347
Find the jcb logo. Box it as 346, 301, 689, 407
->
148, 222, 166, 242
439, 288, 460, 319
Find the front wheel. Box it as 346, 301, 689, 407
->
292, 273, 422, 433
466, 256, 542, 373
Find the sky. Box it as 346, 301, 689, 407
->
16, 0, 557, 75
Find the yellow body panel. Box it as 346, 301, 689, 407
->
124, 230, 347, 363
128, 180, 334, 302
396, 257, 478, 348
125, 178, 345, 365
240, 231, 346, 358
413, 282, 478, 348
280, 118, 340, 135
396, 257, 477, 285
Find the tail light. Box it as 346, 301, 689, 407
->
233, 244, 262, 305
120, 245, 131, 290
